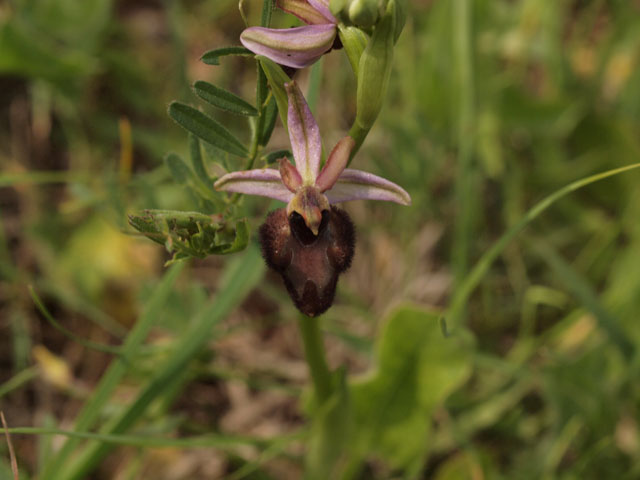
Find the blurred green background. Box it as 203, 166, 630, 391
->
1, 0, 640, 478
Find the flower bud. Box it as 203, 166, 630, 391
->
337, 24, 369, 75
348, 0, 378, 28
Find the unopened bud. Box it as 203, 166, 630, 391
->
337, 25, 369, 76
348, 0, 379, 28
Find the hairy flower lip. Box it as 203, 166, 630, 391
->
214, 81, 411, 234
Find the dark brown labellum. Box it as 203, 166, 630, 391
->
259, 207, 355, 317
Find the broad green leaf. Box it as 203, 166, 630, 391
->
350, 304, 473, 470
164, 152, 192, 184
193, 81, 258, 116
168, 102, 248, 157
257, 56, 291, 129
200, 46, 253, 65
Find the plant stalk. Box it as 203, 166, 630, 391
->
451, 0, 475, 311
297, 314, 332, 404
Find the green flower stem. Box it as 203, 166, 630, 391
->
298, 314, 332, 404
230, 0, 273, 204
348, 122, 370, 164
247, 70, 267, 170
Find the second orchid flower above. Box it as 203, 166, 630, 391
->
240, 0, 339, 69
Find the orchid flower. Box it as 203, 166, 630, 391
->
240, 0, 339, 69
214, 81, 410, 317
214, 81, 410, 235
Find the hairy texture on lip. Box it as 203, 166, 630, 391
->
259, 207, 355, 316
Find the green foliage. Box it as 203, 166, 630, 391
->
4, 0, 640, 478
128, 210, 249, 263
193, 80, 258, 116
168, 102, 248, 157
200, 46, 253, 65
263, 149, 294, 165
349, 305, 472, 472
257, 56, 292, 129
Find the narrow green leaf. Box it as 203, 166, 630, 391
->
263, 149, 293, 165
261, 0, 274, 27
8, 426, 296, 449
200, 46, 252, 65
188, 134, 212, 187
168, 102, 248, 157
164, 152, 192, 184
256, 61, 269, 117
256, 56, 291, 129
259, 96, 278, 146
193, 81, 258, 116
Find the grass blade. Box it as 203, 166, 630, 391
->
7, 426, 298, 450
530, 239, 634, 359
62, 247, 265, 480
446, 162, 640, 331
40, 262, 186, 480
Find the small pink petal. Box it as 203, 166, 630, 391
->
214, 169, 294, 203
325, 169, 412, 205
307, 0, 337, 23
277, 0, 334, 25
286, 81, 323, 183
315, 136, 355, 192
279, 158, 303, 192
240, 25, 336, 69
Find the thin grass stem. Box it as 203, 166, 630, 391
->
446, 162, 640, 332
